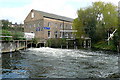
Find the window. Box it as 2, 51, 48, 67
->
65, 25, 67, 29
25, 24, 27, 28
34, 24, 36, 27
48, 22, 50, 27
38, 22, 41, 27
70, 32, 73, 38
31, 31, 34, 33
55, 31, 58, 38
41, 27, 43, 31
71, 26, 72, 29
55, 23, 57, 27
65, 32, 68, 38
37, 23, 42, 31
60, 24, 62, 29
38, 23, 40, 27
48, 31, 50, 38
60, 32, 62, 38
31, 12, 34, 18
29, 25, 32, 28
36, 27, 40, 31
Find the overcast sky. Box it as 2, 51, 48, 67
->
0, 0, 119, 24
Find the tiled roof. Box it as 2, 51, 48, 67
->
34, 10, 73, 22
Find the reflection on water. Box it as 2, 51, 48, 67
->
2, 47, 118, 78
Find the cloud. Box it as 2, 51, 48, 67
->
89, 0, 119, 5
0, 0, 78, 23
29, 0, 78, 18
0, 0, 119, 24
0, 7, 29, 23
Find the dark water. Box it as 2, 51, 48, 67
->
1, 47, 119, 78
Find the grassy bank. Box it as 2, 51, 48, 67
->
93, 41, 117, 51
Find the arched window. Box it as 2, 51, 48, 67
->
48, 31, 50, 38
48, 22, 50, 27
60, 32, 62, 38
31, 31, 34, 33
55, 31, 58, 38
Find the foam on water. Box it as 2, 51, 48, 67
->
27, 47, 96, 58
2, 47, 118, 78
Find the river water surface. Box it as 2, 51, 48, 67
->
2, 47, 119, 78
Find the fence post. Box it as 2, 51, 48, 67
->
66, 41, 68, 49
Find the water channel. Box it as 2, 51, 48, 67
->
1, 47, 119, 78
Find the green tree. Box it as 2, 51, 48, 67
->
118, 8, 120, 44
12, 31, 24, 40
72, 18, 85, 38
73, 1, 118, 44
1, 20, 12, 29
74, 7, 97, 42
93, 2, 118, 40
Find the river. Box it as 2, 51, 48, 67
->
1, 47, 119, 78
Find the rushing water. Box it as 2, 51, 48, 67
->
1, 47, 119, 78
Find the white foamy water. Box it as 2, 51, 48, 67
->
27, 47, 94, 58
2, 47, 118, 78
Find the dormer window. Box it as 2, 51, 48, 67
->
31, 12, 34, 18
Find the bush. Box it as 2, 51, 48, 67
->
32, 38, 38, 44
46, 38, 66, 48
0, 30, 12, 41
93, 41, 117, 51
0, 30, 25, 40
12, 31, 24, 40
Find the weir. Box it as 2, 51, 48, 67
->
0, 38, 92, 53
0, 40, 32, 53
37, 43, 45, 48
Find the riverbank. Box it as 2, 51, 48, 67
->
93, 41, 118, 52
107, 73, 120, 78
1, 39, 118, 54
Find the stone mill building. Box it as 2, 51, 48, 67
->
24, 9, 77, 46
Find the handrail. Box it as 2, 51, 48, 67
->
0, 36, 12, 37
0, 33, 24, 35
0, 40, 32, 42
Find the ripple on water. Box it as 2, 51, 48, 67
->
2, 47, 118, 78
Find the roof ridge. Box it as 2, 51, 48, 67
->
32, 9, 73, 22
